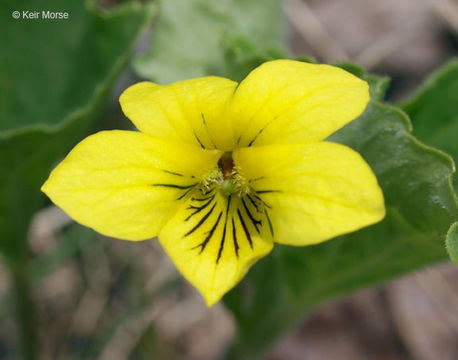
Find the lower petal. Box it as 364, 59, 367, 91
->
158, 189, 273, 305
233, 142, 385, 246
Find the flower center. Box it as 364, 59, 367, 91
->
200, 152, 249, 196
218, 152, 238, 195
218, 152, 234, 180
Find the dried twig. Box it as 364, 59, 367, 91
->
421, 0, 458, 33
354, 21, 421, 69
286, 0, 349, 62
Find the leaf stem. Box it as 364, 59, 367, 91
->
9, 262, 37, 360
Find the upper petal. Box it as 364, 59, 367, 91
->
119, 77, 238, 151
233, 142, 385, 245
41, 130, 221, 240
227, 60, 369, 147
158, 189, 273, 306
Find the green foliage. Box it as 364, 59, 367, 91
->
224, 66, 458, 358
336, 62, 391, 101
400, 59, 458, 191
0, 0, 148, 262
223, 37, 287, 82
0, 0, 152, 263
446, 222, 458, 264
133, 0, 285, 83
398, 59, 458, 265
0, 3, 152, 356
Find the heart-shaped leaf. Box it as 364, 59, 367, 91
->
0, 0, 152, 263
400, 59, 458, 189
133, 0, 285, 83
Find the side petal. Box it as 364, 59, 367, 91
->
119, 77, 238, 151
233, 142, 385, 245
158, 190, 273, 306
41, 130, 221, 241
228, 60, 369, 147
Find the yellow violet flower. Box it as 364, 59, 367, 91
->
42, 60, 385, 305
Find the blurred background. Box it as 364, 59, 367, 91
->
1, 0, 457, 359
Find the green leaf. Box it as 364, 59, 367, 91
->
446, 222, 458, 264
133, 0, 285, 83
224, 84, 457, 357
400, 59, 458, 190
336, 62, 391, 101
0, 1, 152, 263
223, 36, 287, 82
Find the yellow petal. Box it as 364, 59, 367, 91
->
158, 189, 273, 306
119, 77, 238, 151
228, 60, 369, 147
233, 142, 385, 245
41, 130, 221, 240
